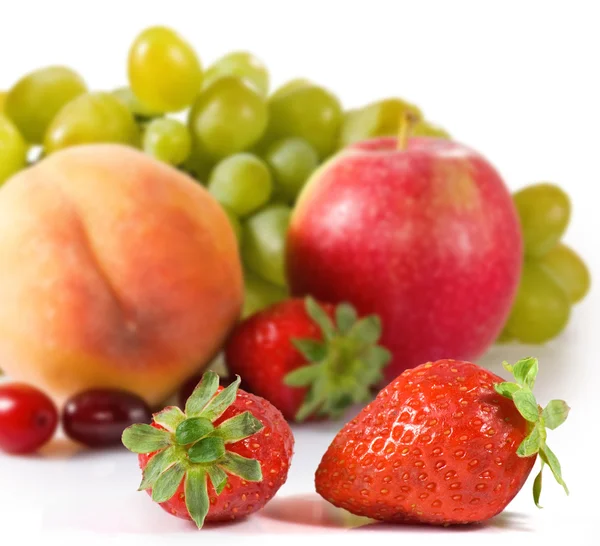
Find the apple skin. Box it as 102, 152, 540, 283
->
286, 137, 523, 383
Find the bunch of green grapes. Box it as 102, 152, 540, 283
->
0, 24, 472, 321
499, 183, 591, 344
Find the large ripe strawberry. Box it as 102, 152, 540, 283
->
315, 358, 568, 525
224, 296, 391, 422
122, 371, 294, 528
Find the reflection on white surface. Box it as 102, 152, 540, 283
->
259, 494, 374, 529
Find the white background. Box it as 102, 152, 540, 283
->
1, 1, 599, 545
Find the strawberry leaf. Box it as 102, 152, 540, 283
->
494, 381, 520, 400
122, 424, 171, 454
325, 390, 357, 414
533, 463, 544, 508
335, 302, 357, 334
295, 387, 326, 421
212, 411, 264, 443
199, 376, 241, 421
185, 466, 210, 529
175, 417, 214, 445
185, 371, 220, 416
362, 345, 392, 372
207, 465, 228, 495
305, 296, 336, 339
189, 437, 226, 464
516, 423, 542, 457
138, 445, 179, 491
291, 338, 327, 361
539, 444, 569, 495
153, 406, 186, 432
348, 315, 382, 345
151, 461, 186, 503
512, 357, 539, 389
220, 452, 262, 482
542, 400, 570, 430
284, 363, 322, 387
512, 388, 539, 422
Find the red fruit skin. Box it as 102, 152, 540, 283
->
0, 383, 58, 454
139, 389, 294, 523
315, 359, 536, 525
287, 137, 523, 383
224, 298, 335, 421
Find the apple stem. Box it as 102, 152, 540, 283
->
397, 112, 418, 150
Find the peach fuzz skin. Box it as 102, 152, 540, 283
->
0, 144, 243, 405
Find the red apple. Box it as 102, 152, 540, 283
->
286, 137, 522, 383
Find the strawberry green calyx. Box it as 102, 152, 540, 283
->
122, 371, 264, 529
284, 296, 392, 421
494, 357, 570, 507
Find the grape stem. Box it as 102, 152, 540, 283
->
397, 111, 418, 150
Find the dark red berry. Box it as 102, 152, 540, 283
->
0, 383, 58, 454
62, 389, 152, 448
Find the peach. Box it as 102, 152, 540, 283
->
0, 144, 243, 405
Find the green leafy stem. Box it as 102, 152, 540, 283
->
494, 357, 570, 507
283, 296, 392, 421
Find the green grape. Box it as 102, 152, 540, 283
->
208, 153, 272, 217
268, 186, 293, 207
412, 120, 451, 139
142, 118, 191, 166
128, 26, 203, 113
221, 206, 243, 246
0, 92, 6, 113
5, 66, 87, 143
504, 262, 571, 344
270, 78, 312, 100
180, 137, 214, 184
513, 183, 571, 257
112, 87, 162, 121
44, 92, 139, 153
243, 270, 289, 318
262, 175, 293, 206
264, 137, 319, 203
204, 51, 269, 96
189, 76, 268, 159
0, 115, 28, 184
267, 85, 342, 159
338, 98, 423, 149
242, 204, 291, 286
495, 328, 516, 344
538, 243, 591, 304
